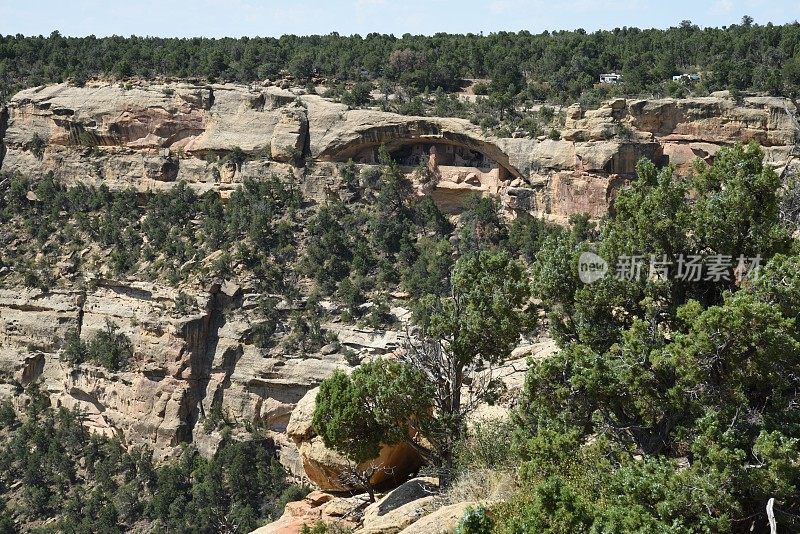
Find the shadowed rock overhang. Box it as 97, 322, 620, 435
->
314, 117, 525, 180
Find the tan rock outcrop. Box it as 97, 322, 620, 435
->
357, 477, 439, 534
0, 288, 81, 362
1, 82, 294, 191
271, 106, 308, 163
396, 501, 478, 534
250, 490, 364, 534
3, 82, 797, 221
252, 477, 444, 534
287, 387, 424, 491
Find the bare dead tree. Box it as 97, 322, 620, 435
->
400, 328, 506, 487
767, 497, 777, 534
336, 461, 395, 503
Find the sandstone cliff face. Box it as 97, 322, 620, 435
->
1, 284, 196, 456
0, 279, 405, 469
4, 82, 796, 221
271, 106, 309, 163
1, 81, 799, 486
2, 82, 300, 193
537, 94, 799, 219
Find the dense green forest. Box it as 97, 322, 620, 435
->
3, 18, 800, 104
0, 385, 307, 533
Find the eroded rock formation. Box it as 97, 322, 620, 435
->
1, 80, 799, 490
0, 279, 404, 469
3, 82, 797, 221
251, 477, 476, 534
286, 387, 423, 491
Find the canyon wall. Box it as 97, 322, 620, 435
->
4, 82, 797, 219
0, 277, 410, 475
0, 81, 798, 481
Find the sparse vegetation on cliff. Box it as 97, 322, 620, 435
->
62, 320, 133, 371
2, 84, 800, 532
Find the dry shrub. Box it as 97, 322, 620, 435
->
442, 467, 517, 506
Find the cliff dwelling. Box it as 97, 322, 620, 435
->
350, 141, 511, 212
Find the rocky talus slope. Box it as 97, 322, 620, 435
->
0, 81, 798, 501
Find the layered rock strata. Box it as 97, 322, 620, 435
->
4, 83, 796, 220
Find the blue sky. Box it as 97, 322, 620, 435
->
1, 0, 799, 38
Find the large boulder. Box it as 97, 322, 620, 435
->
250, 490, 364, 534
357, 477, 439, 534
286, 386, 424, 491
396, 501, 479, 534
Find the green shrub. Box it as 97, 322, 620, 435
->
455, 418, 516, 470
62, 329, 87, 365
87, 320, 133, 371
0, 401, 15, 430
456, 506, 493, 534
362, 296, 392, 329
202, 402, 225, 433
27, 133, 46, 159
173, 291, 195, 315
224, 146, 248, 168
276, 484, 310, 515
341, 82, 372, 107
472, 82, 489, 95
